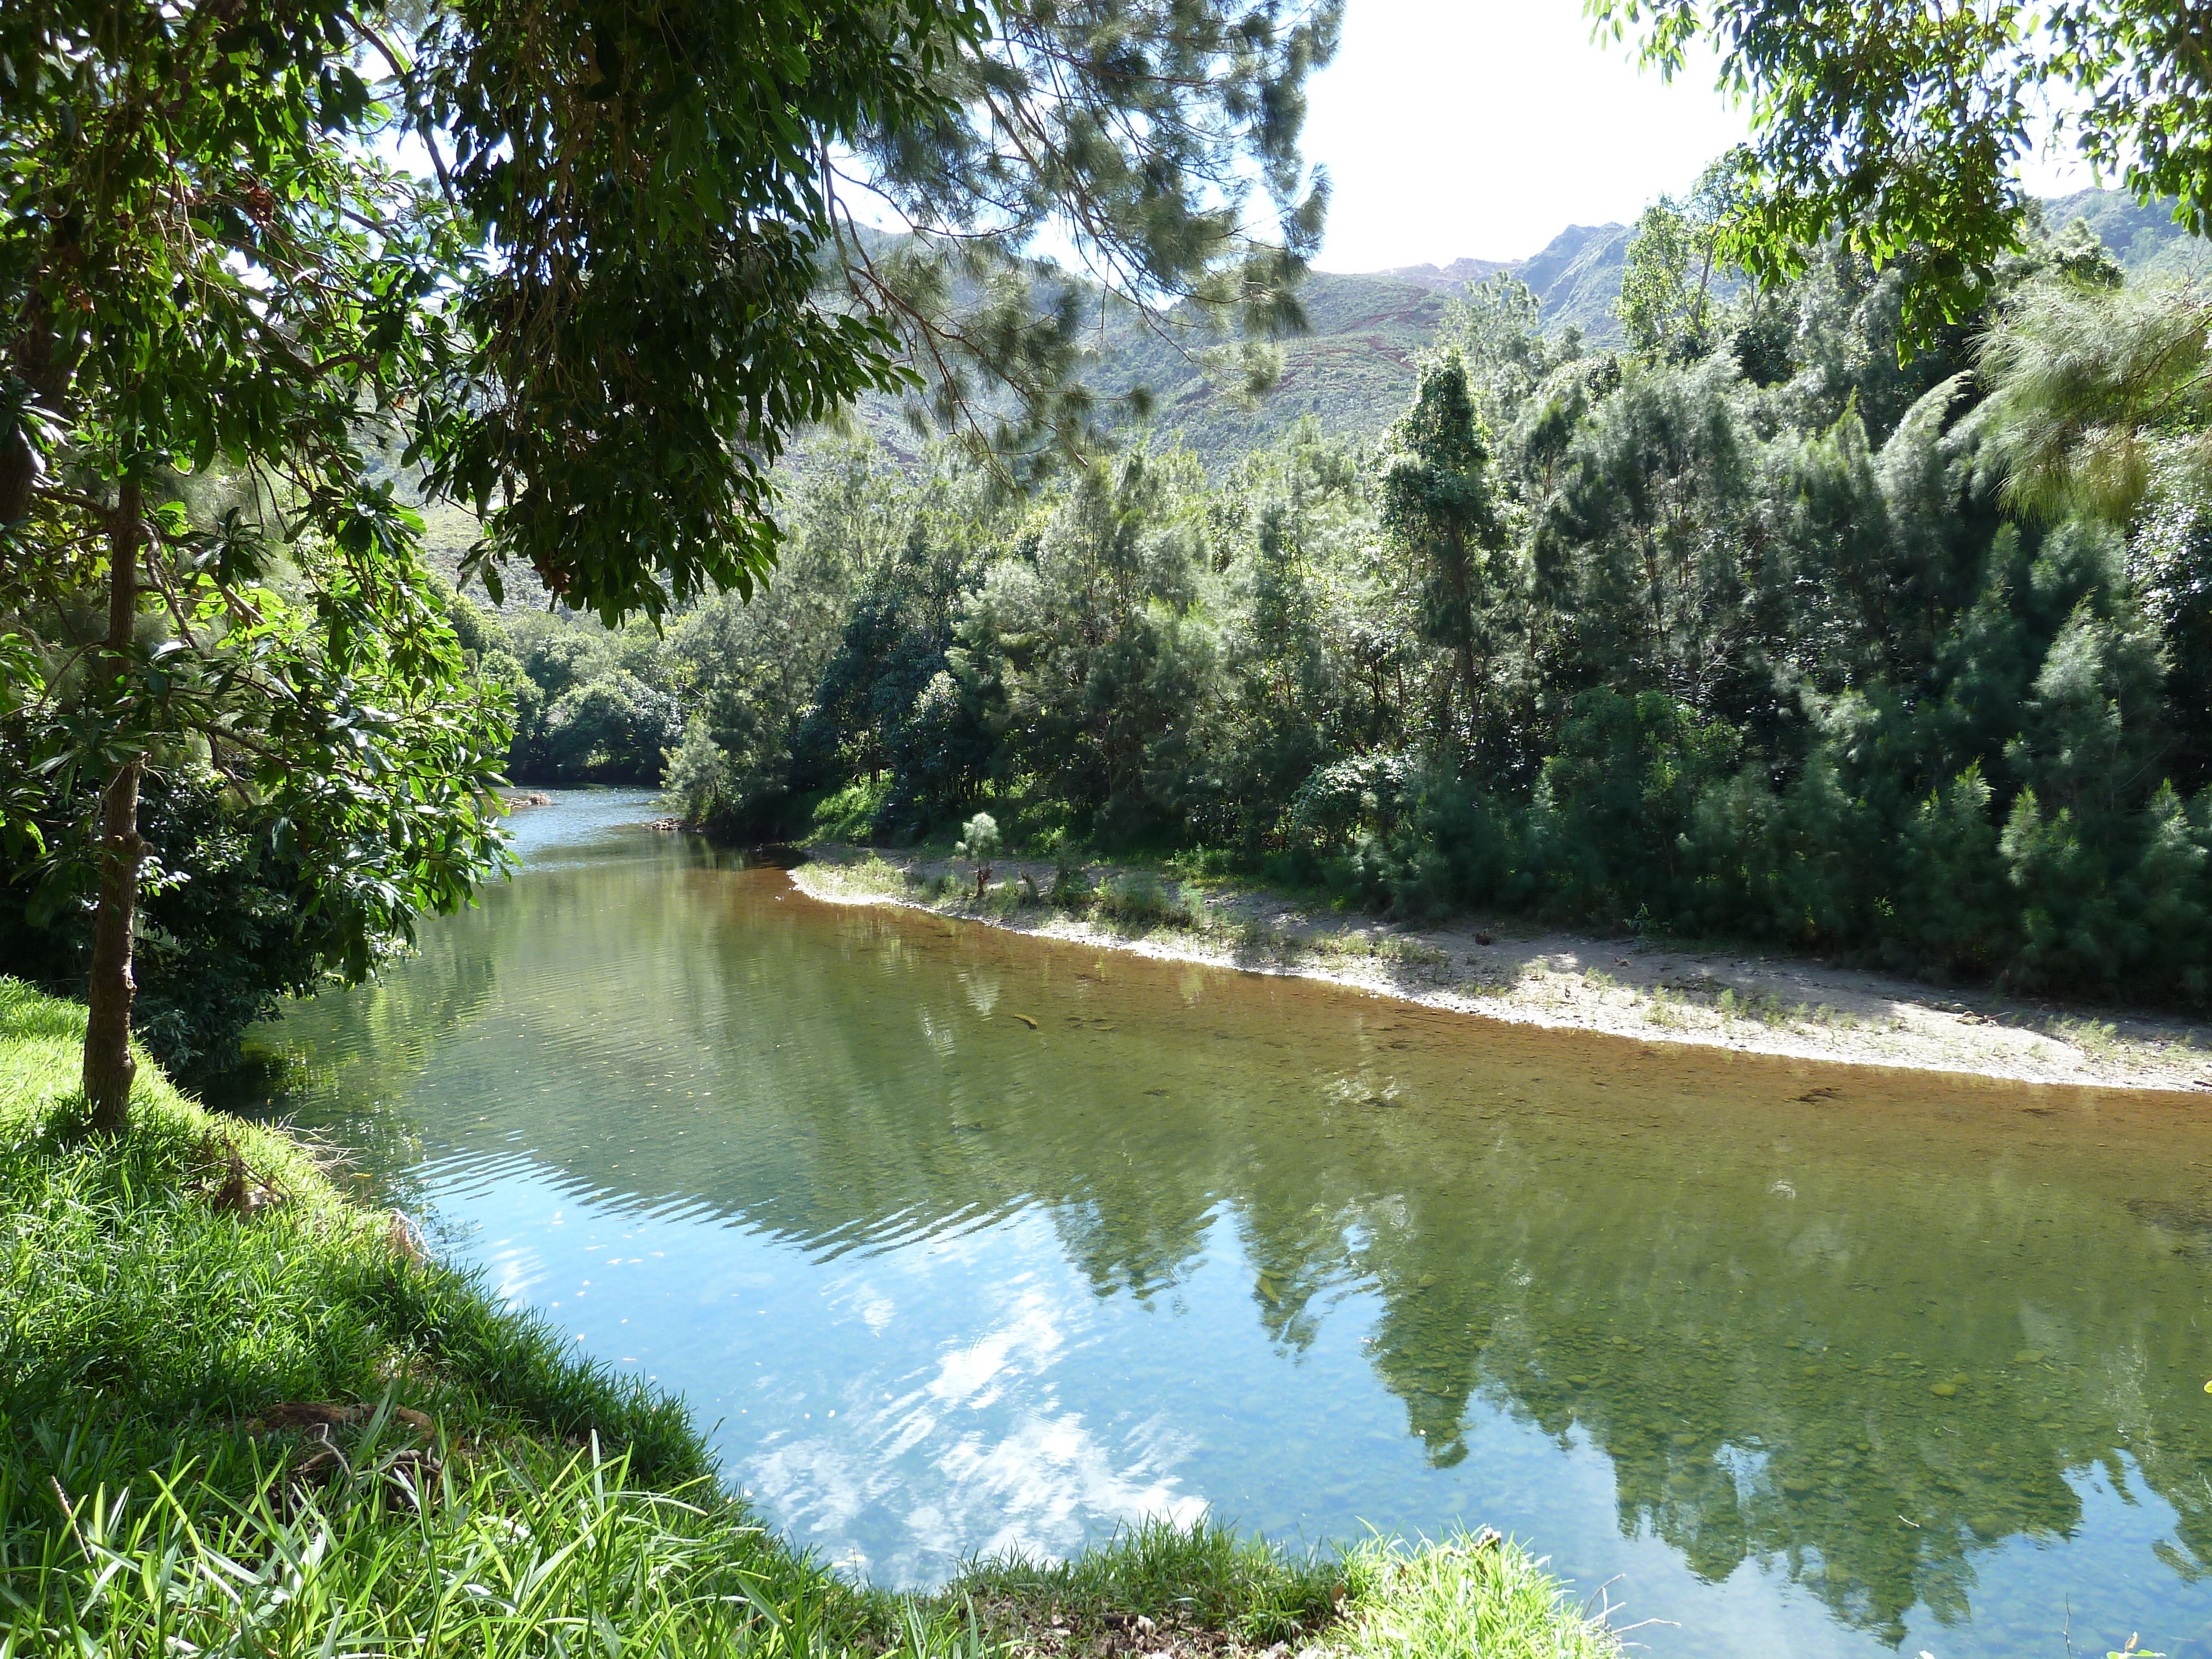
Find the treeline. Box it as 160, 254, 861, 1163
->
497, 222, 2212, 1004
18, 218, 2206, 1076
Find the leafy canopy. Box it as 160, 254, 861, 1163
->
0, 0, 1338, 1087
1587, 0, 2212, 336
0, 0, 513, 1009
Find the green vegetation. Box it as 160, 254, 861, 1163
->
1333, 1535, 1624, 1659
834, 187, 2201, 469
1594, 0, 2212, 340
0, 771, 420, 1082
497, 210, 2212, 1008
1, 0, 1338, 1122
0, 976, 1620, 1656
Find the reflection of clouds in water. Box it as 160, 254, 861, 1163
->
961, 971, 1002, 1019
744, 1285, 1202, 1586
923, 1407, 1203, 1567
1714, 1441, 1772, 1508
825, 1270, 901, 1332
486, 1248, 549, 1304
928, 1290, 1063, 1407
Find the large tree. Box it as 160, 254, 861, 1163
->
1588, 0, 2212, 335
1, 0, 1338, 1130
1, 1, 519, 1130
1380, 357, 1509, 755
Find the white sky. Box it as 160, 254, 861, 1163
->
1302, 0, 2096, 272
372, 0, 2101, 279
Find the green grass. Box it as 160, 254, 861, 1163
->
954, 1516, 1337, 1645
1334, 1532, 1624, 1659
0, 977, 1621, 1656
2047, 1015, 2121, 1059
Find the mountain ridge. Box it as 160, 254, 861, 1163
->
413, 187, 2212, 586
1115, 187, 2210, 467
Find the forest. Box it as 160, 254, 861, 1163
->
450, 212, 2212, 1014
11, 191, 2212, 1082
14, 0, 2212, 1652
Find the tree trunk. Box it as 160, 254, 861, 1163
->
82, 482, 144, 1135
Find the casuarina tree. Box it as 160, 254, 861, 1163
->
1381, 356, 1509, 757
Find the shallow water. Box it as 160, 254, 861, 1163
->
258, 790, 2212, 1657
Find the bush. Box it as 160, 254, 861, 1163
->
1095, 872, 1196, 928
662, 716, 730, 825
810, 778, 891, 842
0, 773, 367, 1079
1050, 863, 1094, 911
1531, 690, 1741, 925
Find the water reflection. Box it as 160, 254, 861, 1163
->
258, 791, 2212, 1656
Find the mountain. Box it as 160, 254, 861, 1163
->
413, 187, 2212, 588
1088, 270, 1454, 471
1115, 187, 2206, 465
2042, 188, 2212, 280
1375, 256, 1518, 293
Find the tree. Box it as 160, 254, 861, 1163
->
1380, 357, 1509, 755
1431, 273, 1580, 437
1, 3, 510, 1131
953, 811, 1001, 897
1536, 362, 1745, 706
1618, 200, 1707, 361
663, 717, 730, 827
1615, 158, 1752, 361
2, 0, 1339, 1131
1977, 276, 2212, 523
1589, 0, 2212, 337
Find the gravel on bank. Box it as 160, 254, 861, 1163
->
791, 845, 2212, 1094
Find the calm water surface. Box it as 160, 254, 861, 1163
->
260, 791, 2212, 1658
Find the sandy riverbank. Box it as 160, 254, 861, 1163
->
790, 844, 2212, 1093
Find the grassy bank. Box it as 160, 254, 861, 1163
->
0, 977, 1622, 1657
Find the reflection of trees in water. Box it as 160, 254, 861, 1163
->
249, 903, 507, 1215
280, 847, 2212, 1641
1316, 1125, 2211, 1644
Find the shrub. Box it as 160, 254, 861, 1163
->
1532, 690, 1741, 925
1095, 872, 1196, 928
953, 811, 1001, 898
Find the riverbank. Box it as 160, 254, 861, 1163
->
792, 846, 2212, 1092
0, 977, 1622, 1657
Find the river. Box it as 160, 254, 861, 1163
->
257, 789, 2212, 1658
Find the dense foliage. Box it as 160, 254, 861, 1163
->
0, 0, 1337, 1110
1593, 0, 2212, 338
0, 775, 383, 1079
519, 221, 2212, 1005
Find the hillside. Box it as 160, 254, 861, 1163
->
1119, 186, 2207, 464
1374, 255, 1517, 292
411, 187, 2211, 589
1092, 269, 1454, 469
2043, 186, 2212, 280
1364, 226, 1636, 343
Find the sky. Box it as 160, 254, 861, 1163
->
376, 0, 2100, 280
1301, 0, 1747, 272
1300, 0, 2095, 274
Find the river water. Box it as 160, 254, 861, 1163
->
258, 790, 2212, 1658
